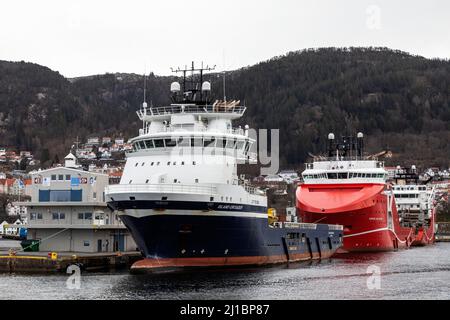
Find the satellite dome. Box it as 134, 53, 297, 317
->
201, 81, 211, 92
328, 133, 335, 140
357, 132, 364, 138
170, 82, 181, 92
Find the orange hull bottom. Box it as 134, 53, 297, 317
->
131, 251, 335, 271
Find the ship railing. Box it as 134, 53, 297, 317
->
145, 126, 246, 135
105, 184, 218, 195
328, 224, 344, 231
139, 104, 246, 117
242, 184, 265, 195
307, 156, 384, 164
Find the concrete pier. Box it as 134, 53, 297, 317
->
0, 250, 142, 273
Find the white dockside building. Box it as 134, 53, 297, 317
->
15, 153, 137, 253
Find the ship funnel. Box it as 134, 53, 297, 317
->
201, 81, 211, 92
170, 82, 181, 93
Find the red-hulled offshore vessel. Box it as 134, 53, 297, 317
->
296, 133, 416, 252
392, 166, 436, 246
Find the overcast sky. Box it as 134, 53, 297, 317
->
0, 0, 448, 77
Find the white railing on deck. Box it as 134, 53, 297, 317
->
106, 184, 218, 195
139, 105, 246, 117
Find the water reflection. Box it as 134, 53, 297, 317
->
1, 243, 449, 300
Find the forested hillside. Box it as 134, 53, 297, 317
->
0, 47, 448, 169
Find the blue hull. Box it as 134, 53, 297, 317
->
117, 212, 343, 271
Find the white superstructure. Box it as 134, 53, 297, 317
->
392, 166, 435, 227
106, 64, 266, 218
302, 133, 388, 185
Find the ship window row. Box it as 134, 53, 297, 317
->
132, 137, 250, 152
303, 172, 386, 179
134, 161, 194, 167
394, 194, 419, 198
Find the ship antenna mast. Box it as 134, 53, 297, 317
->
222, 50, 227, 103
142, 72, 148, 131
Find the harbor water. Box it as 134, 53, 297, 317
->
0, 242, 449, 300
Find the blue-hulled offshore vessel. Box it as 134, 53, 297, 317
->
105, 63, 343, 271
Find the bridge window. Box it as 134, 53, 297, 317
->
236, 140, 245, 150
178, 137, 190, 147
226, 139, 236, 149
145, 140, 154, 148
216, 138, 226, 148
191, 138, 203, 147
327, 173, 338, 179
153, 139, 164, 148
139, 141, 145, 149
165, 139, 177, 147
338, 173, 348, 179
203, 137, 215, 148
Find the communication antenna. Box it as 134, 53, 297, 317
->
222, 49, 227, 103
143, 72, 147, 104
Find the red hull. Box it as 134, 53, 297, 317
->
411, 208, 436, 247
296, 183, 416, 252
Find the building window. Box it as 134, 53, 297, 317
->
195, 178, 199, 183
167, 162, 171, 165
52, 212, 65, 220
181, 161, 185, 165
83, 241, 90, 247
58, 174, 64, 181
135, 163, 138, 167
85, 213, 92, 220
37, 213, 42, 219
93, 192, 97, 200
193, 161, 196, 165
30, 213, 36, 220
145, 179, 149, 184
129, 180, 132, 184
151, 162, 154, 166
141, 162, 145, 166
78, 213, 84, 220
51, 174, 56, 180
65, 174, 71, 180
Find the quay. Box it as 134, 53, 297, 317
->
436, 222, 450, 242
0, 249, 142, 273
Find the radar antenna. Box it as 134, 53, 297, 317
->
169, 62, 216, 104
